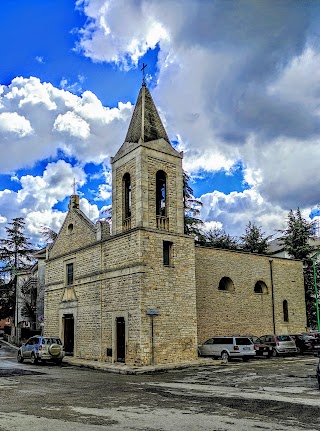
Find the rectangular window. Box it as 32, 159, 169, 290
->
163, 241, 173, 266
66, 263, 74, 285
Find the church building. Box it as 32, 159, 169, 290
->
44, 82, 307, 366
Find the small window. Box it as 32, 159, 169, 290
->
254, 280, 268, 294
163, 241, 173, 266
68, 223, 74, 233
283, 300, 289, 322
66, 263, 74, 286
156, 170, 167, 216
218, 277, 235, 292
123, 173, 131, 219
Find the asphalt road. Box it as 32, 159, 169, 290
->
0, 341, 319, 431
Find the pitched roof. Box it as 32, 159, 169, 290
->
125, 84, 170, 144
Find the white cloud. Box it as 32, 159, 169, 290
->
0, 112, 33, 137
75, 0, 169, 69
200, 188, 287, 238
35, 56, 44, 64
0, 76, 133, 172
0, 160, 87, 243
54, 111, 90, 139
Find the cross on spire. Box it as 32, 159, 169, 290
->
141, 63, 147, 85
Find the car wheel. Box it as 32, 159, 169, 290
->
243, 356, 250, 362
55, 359, 63, 366
30, 352, 38, 365
221, 351, 229, 362
17, 351, 24, 363
272, 348, 278, 357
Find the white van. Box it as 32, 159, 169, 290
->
198, 336, 256, 361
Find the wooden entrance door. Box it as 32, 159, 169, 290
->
116, 317, 125, 362
63, 314, 74, 356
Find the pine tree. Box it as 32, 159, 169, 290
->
40, 226, 58, 243
200, 228, 238, 250
279, 208, 316, 327
183, 171, 204, 238
279, 208, 315, 260
0, 218, 34, 321
240, 221, 271, 254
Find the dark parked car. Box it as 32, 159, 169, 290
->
256, 334, 297, 356
17, 336, 64, 365
249, 336, 273, 358
290, 334, 320, 354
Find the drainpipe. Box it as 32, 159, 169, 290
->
269, 259, 276, 334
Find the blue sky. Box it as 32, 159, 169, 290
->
1, 0, 320, 244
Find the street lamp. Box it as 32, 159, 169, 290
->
311, 251, 320, 331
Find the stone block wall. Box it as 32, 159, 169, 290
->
195, 247, 306, 344
50, 210, 97, 259
138, 230, 198, 365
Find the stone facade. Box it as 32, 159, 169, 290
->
196, 247, 306, 344
43, 83, 307, 366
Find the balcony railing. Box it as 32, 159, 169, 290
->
123, 217, 131, 231
156, 216, 169, 231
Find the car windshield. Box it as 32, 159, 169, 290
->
236, 337, 252, 345
276, 335, 291, 342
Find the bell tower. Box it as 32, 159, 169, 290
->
111, 83, 184, 235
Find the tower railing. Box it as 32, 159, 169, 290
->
123, 217, 131, 231
156, 216, 169, 231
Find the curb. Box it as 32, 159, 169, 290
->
62, 357, 223, 374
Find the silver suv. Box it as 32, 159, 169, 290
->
198, 336, 256, 361
17, 336, 64, 365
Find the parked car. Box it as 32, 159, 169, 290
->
257, 334, 297, 356
248, 336, 273, 358
303, 331, 320, 342
17, 336, 64, 365
198, 336, 256, 362
290, 333, 320, 354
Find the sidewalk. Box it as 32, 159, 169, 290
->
63, 355, 222, 374
2, 339, 222, 374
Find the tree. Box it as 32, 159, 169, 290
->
279, 208, 316, 327
183, 171, 204, 238
40, 226, 58, 243
0, 218, 34, 321
199, 228, 238, 250
239, 221, 271, 254
279, 208, 315, 260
